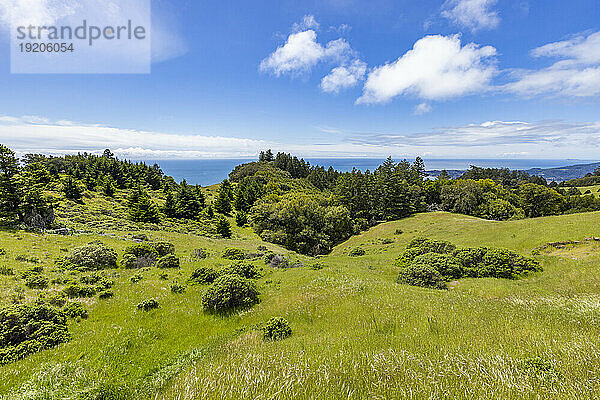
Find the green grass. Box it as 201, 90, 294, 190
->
577, 185, 600, 197
3, 211, 600, 399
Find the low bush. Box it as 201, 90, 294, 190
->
0, 266, 13, 276
0, 303, 70, 365
151, 241, 175, 257
202, 274, 260, 312
124, 243, 159, 259
222, 248, 246, 260
397, 264, 446, 289
63, 284, 97, 298
98, 290, 114, 299
62, 241, 118, 271
262, 317, 292, 341
308, 262, 326, 270
121, 253, 137, 269
219, 262, 261, 279
170, 283, 186, 293
156, 254, 180, 269
190, 248, 208, 259
137, 299, 159, 311
24, 274, 48, 289
349, 247, 365, 257
395, 239, 542, 289
268, 254, 289, 268
407, 238, 456, 254
412, 253, 463, 281
46, 293, 67, 307
190, 266, 218, 284
62, 302, 88, 319
0, 248, 5, 255
130, 274, 143, 283
15, 255, 40, 263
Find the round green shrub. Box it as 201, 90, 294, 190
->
124, 243, 158, 259
24, 274, 48, 289
62, 302, 88, 319
63, 284, 97, 298
397, 264, 446, 289
0, 266, 13, 276
130, 274, 143, 283
412, 253, 463, 280
156, 254, 180, 269
190, 248, 208, 259
349, 247, 366, 257
121, 253, 137, 269
170, 283, 186, 293
222, 248, 246, 260
190, 266, 218, 284
151, 241, 175, 257
407, 238, 456, 254
62, 241, 118, 271
219, 262, 261, 279
0, 303, 70, 365
98, 290, 114, 299
262, 317, 292, 341
137, 298, 159, 311
202, 274, 260, 312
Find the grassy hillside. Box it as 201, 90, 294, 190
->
2, 210, 600, 399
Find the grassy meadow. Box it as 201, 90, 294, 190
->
2, 205, 600, 398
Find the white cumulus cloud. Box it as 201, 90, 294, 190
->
357, 34, 497, 104
320, 59, 367, 93
441, 0, 500, 32
260, 29, 352, 76
507, 31, 600, 97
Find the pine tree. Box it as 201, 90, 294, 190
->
163, 190, 177, 217
0, 145, 21, 221
216, 216, 232, 237
62, 176, 83, 201
175, 180, 202, 219
127, 184, 159, 223
214, 180, 233, 215
102, 176, 116, 197
235, 210, 248, 227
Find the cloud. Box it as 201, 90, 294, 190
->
260, 22, 353, 77
357, 34, 497, 104
414, 103, 432, 115
347, 120, 600, 151
292, 14, 319, 32
441, 0, 500, 32
506, 31, 600, 97
2, 115, 600, 160
0, 115, 267, 159
320, 59, 367, 93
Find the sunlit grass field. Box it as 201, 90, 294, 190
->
577, 185, 600, 197
3, 211, 600, 399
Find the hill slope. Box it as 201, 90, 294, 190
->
3, 211, 597, 398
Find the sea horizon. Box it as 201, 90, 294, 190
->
135, 158, 600, 186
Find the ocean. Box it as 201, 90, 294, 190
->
140, 158, 593, 186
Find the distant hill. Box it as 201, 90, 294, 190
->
427, 161, 600, 182
525, 162, 600, 182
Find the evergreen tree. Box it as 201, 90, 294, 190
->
0, 145, 22, 221
163, 190, 177, 217
102, 176, 116, 197
214, 180, 233, 215
216, 216, 232, 237
127, 184, 160, 223
175, 180, 202, 219
235, 210, 248, 227
62, 176, 83, 201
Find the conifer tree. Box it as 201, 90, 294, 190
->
62, 176, 83, 201
214, 179, 233, 215
127, 184, 159, 223
216, 215, 232, 237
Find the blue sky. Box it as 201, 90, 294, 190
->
0, 0, 599, 159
